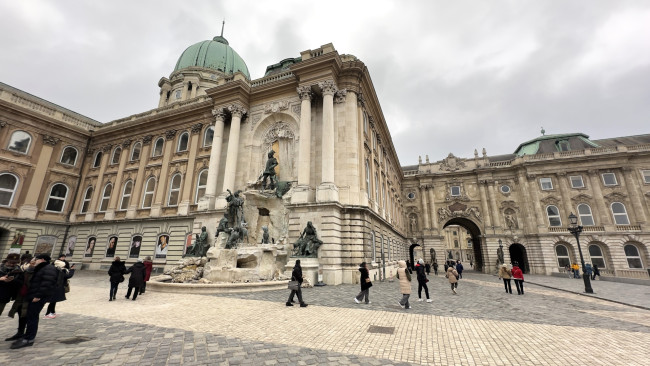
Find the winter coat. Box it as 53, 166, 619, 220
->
446, 267, 459, 284
49, 260, 75, 303
359, 266, 372, 290
456, 263, 464, 274
143, 260, 153, 281
415, 263, 427, 283
125, 262, 146, 288
396, 260, 412, 294
26, 262, 59, 301
511, 265, 524, 280
0, 264, 24, 303
108, 260, 126, 284
291, 263, 303, 284
498, 266, 512, 280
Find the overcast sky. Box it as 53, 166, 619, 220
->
1, 0, 649, 166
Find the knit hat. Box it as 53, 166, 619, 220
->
35, 254, 51, 263
137, 258, 144, 263
418, 258, 424, 265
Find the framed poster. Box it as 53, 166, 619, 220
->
9, 229, 25, 254
155, 234, 169, 259
34, 236, 57, 256
106, 235, 118, 258
65, 235, 77, 257
129, 235, 142, 258
183, 233, 193, 256
85, 236, 97, 257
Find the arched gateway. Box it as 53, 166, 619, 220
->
509, 243, 529, 274
442, 218, 484, 272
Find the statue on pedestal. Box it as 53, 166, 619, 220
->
261, 226, 270, 244
225, 226, 241, 249
185, 226, 209, 257
429, 248, 436, 265
261, 150, 278, 190
215, 216, 228, 238
226, 189, 244, 227
292, 221, 323, 257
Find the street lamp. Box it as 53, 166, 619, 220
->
568, 212, 594, 294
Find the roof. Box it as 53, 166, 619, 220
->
592, 134, 650, 147
174, 36, 250, 79
514, 133, 599, 156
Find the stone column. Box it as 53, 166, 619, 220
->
420, 185, 430, 230
556, 173, 574, 223
526, 175, 546, 228
427, 185, 438, 231
178, 123, 202, 215
292, 86, 313, 204
487, 181, 501, 227
220, 104, 246, 198
85, 145, 111, 221
198, 109, 226, 210
478, 180, 492, 228
18, 134, 58, 219
158, 84, 171, 107
190, 82, 199, 99
150, 130, 177, 217
588, 170, 610, 225
517, 171, 536, 232
620, 168, 646, 224
104, 139, 131, 220
127, 136, 152, 219
316, 80, 339, 202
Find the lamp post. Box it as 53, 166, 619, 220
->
568, 212, 593, 294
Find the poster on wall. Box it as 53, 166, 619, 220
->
85, 237, 96, 257
183, 233, 193, 256
155, 234, 169, 259
106, 235, 118, 258
9, 230, 25, 254
129, 235, 142, 258
34, 236, 57, 256
65, 236, 77, 257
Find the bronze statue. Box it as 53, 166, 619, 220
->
225, 226, 241, 249
262, 150, 278, 190
215, 216, 228, 238
497, 244, 504, 265
261, 226, 270, 244
429, 248, 436, 265
292, 221, 323, 257
186, 226, 209, 257
226, 189, 244, 227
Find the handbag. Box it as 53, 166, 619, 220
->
365, 278, 371, 283
64, 279, 70, 293
119, 275, 125, 283
288, 280, 300, 291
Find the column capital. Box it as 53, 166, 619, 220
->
211, 108, 226, 121
297, 86, 313, 100
102, 144, 113, 152
42, 134, 60, 146
122, 139, 132, 148
227, 104, 247, 118
318, 80, 338, 96
0, 121, 7, 128
165, 129, 177, 140
357, 93, 366, 107
142, 135, 153, 145
191, 123, 204, 135
334, 89, 348, 103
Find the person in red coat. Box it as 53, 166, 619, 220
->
511, 262, 525, 295
140, 256, 153, 295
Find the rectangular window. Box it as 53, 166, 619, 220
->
642, 170, 650, 184
602, 173, 617, 186
451, 186, 461, 196
540, 178, 553, 190
570, 176, 584, 188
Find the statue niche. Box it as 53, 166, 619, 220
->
261, 122, 296, 182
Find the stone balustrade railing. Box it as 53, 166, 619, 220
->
251, 71, 295, 87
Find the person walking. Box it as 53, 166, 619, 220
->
354, 262, 372, 304
584, 263, 593, 281
108, 257, 126, 301
43, 259, 75, 319
456, 260, 464, 279
425, 262, 431, 275
592, 264, 601, 280
0, 254, 23, 316
498, 264, 512, 294
10, 254, 58, 349
140, 256, 153, 295
286, 260, 307, 307
396, 260, 412, 309
5, 256, 34, 342
433, 261, 439, 276
415, 259, 432, 303
446, 265, 459, 294
571, 263, 580, 279
124, 259, 146, 301
511, 261, 525, 295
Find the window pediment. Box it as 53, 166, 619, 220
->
540, 195, 560, 206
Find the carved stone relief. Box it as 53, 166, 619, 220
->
264, 100, 289, 114
439, 153, 466, 171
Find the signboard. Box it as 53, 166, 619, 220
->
65, 235, 77, 257
8, 229, 25, 254
34, 236, 57, 256
129, 235, 142, 258
106, 235, 118, 258
85, 236, 96, 257
155, 234, 169, 259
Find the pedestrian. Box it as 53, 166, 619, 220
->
415, 259, 432, 302
584, 263, 593, 281
592, 264, 601, 280
498, 263, 512, 294
444, 262, 449, 273
511, 261, 525, 295
405, 260, 412, 273
5, 257, 34, 342
140, 256, 153, 295
425, 262, 430, 275
446, 265, 459, 294
57, 253, 71, 269
456, 260, 464, 279
433, 261, 439, 276
396, 260, 412, 309
286, 260, 308, 307
0, 254, 23, 316
124, 258, 146, 301
571, 263, 580, 279
354, 262, 372, 304
108, 256, 126, 301
10, 254, 58, 349
43, 259, 75, 319
564, 264, 572, 278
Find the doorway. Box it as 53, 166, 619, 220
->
442, 218, 484, 272
509, 243, 529, 273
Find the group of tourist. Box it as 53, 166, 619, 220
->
107, 256, 153, 301
565, 263, 601, 280
498, 262, 525, 295
0, 252, 75, 349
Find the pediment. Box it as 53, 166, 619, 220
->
570, 193, 593, 203
540, 195, 560, 206
603, 192, 627, 203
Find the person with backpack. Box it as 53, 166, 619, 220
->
396, 260, 412, 309
108, 257, 126, 301
124, 258, 146, 301
498, 263, 512, 294
446, 265, 459, 294
43, 259, 75, 319
415, 259, 432, 303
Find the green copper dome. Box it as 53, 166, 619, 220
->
173, 36, 250, 79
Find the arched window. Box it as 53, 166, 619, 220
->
371, 231, 376, 262
577, 204, 595, 226
203, 126, 214, 147
60, 146, 78, 165
93, 151, 103, 168
80, 186, 93, 213
611, 202, 630, 225
119, 181, 133, 210
365, 160, 370, 198
588, 244, 606, 268
7, 130, 32, 154
111, 147, 122, 165
0, 173, 19, 207
99, 183, 112, 212
195, 169, 208, 204
152, 138, 164, 157
45, 183, 68, 212
142, 177, 156, 208
177, 132, 189, 152
624, 244, 643, 268
130, 142, 142, 161
167, 173, 182, 206
555, 244, 571, 267
546, 205, 562, 226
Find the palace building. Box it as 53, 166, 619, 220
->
1, 33, 649, 282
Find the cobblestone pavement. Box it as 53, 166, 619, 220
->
1, 270, 649, 365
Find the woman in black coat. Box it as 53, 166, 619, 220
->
107, 257, 126, 301
415, 259, 431, 302
286, 260, 307, 307
0, 255, 24, 316
354, 262, 372, 304
124, 259, 146, 301
44, 260, 75, 318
